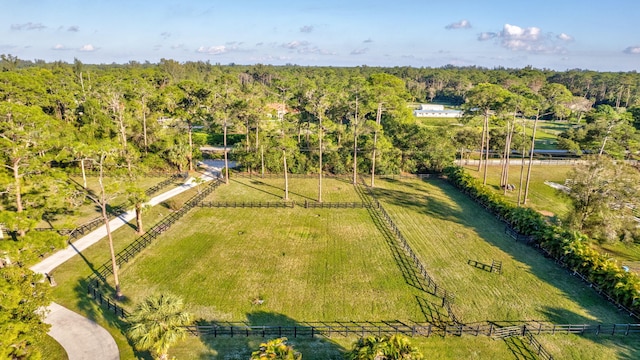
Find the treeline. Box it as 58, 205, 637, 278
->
2, 57, 640, 359
2, 57, 640, 258
2, 57, 640, 260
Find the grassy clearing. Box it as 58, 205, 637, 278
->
373, 177, 632, 324
48, 176, 638, 359
117, 207, 426, 321
222, 176, 362, 203
168, 334, 516, 360
462, 164, 573, 218
535, 334, 640, 359
416, 117, 463, 128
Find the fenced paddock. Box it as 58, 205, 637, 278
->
73, 174, 640, 359
367, 177, 636, 325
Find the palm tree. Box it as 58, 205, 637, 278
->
127, 294, 193, 360
346, 335, 423, 360
125, 185, 149, 235
250, 337, 302, 360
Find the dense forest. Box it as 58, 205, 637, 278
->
2, 55, 640, 259
1, 54, 640, 358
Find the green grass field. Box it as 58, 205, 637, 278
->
462, 164, 573, 218
372, 178, 631, 324
48, 176, 639, 359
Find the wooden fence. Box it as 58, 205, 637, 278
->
86, 178, 224, 317
357, 180, 459, 324
66, 173, 185, 242
197, 200, 371, 209
303, 200, 371, 209
523, 330, 554, 360
454, 181, 640, 321
179, 321, 640, 340
144, 172, 188, 196
199, 201, 295, 209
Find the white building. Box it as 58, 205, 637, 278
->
413, 104, 462, 118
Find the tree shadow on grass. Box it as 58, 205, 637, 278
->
193, 311, 345, 360
504, 336, 537, 360
73, 277, 153, 359
372, 177, 636, 324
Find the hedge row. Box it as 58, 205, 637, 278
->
443, 166, 640, 317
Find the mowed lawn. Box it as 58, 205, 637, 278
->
372, 177, 633, 324
462, 164, 573, 218
118, 206, 427, 322
221, 175, 363, 203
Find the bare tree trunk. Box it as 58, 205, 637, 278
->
517, 121, 526, 206
135, 204, 144, 235
352, 96, 359, 185
141, 96, 148, 153
261, 145, 265, 178
283, 149, 289, 200
187, 121, 194, 172
524, 114, 539, 204
98, 158, 122, 299
223, 119, 229, 184
318, 116, 323, 203
478, 113, 487, 172
483, 114, 490, 186
371, 103, 382, 187
80, 158, 87, 188
245, 118, 250, 152
12, 160, 25, 237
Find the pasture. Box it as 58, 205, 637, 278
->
461, 164, 573, 218
50, 175, 639, 359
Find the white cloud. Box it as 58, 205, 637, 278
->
557, 33, 573, 41
11, 22, 46, 31
350, 48, 368, 55
160, 32, 171, 39
79, 44, 95, 52
623, 46, 640, 54
300, 25, 314, 33
446, 19, 471, 30
196, 45, 228, 55
281, 40, 334, 55
52, 44, 67, 50
67, 26, 79, 32
478, 32, 498, 41
478, 24, 569, 54
282, 40, 310, 49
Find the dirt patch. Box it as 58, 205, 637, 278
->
538, 210, 555, 217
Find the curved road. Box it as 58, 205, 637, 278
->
30, 162, 224, 360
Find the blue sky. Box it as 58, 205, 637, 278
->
2, 0, 639, 71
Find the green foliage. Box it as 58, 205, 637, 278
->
0, 266, 51, 360
444, 165, 640, 315
346, 335, 423, 360
250, 337, 302, 360
565, 156, 640, 242
127, 293, 193, 360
